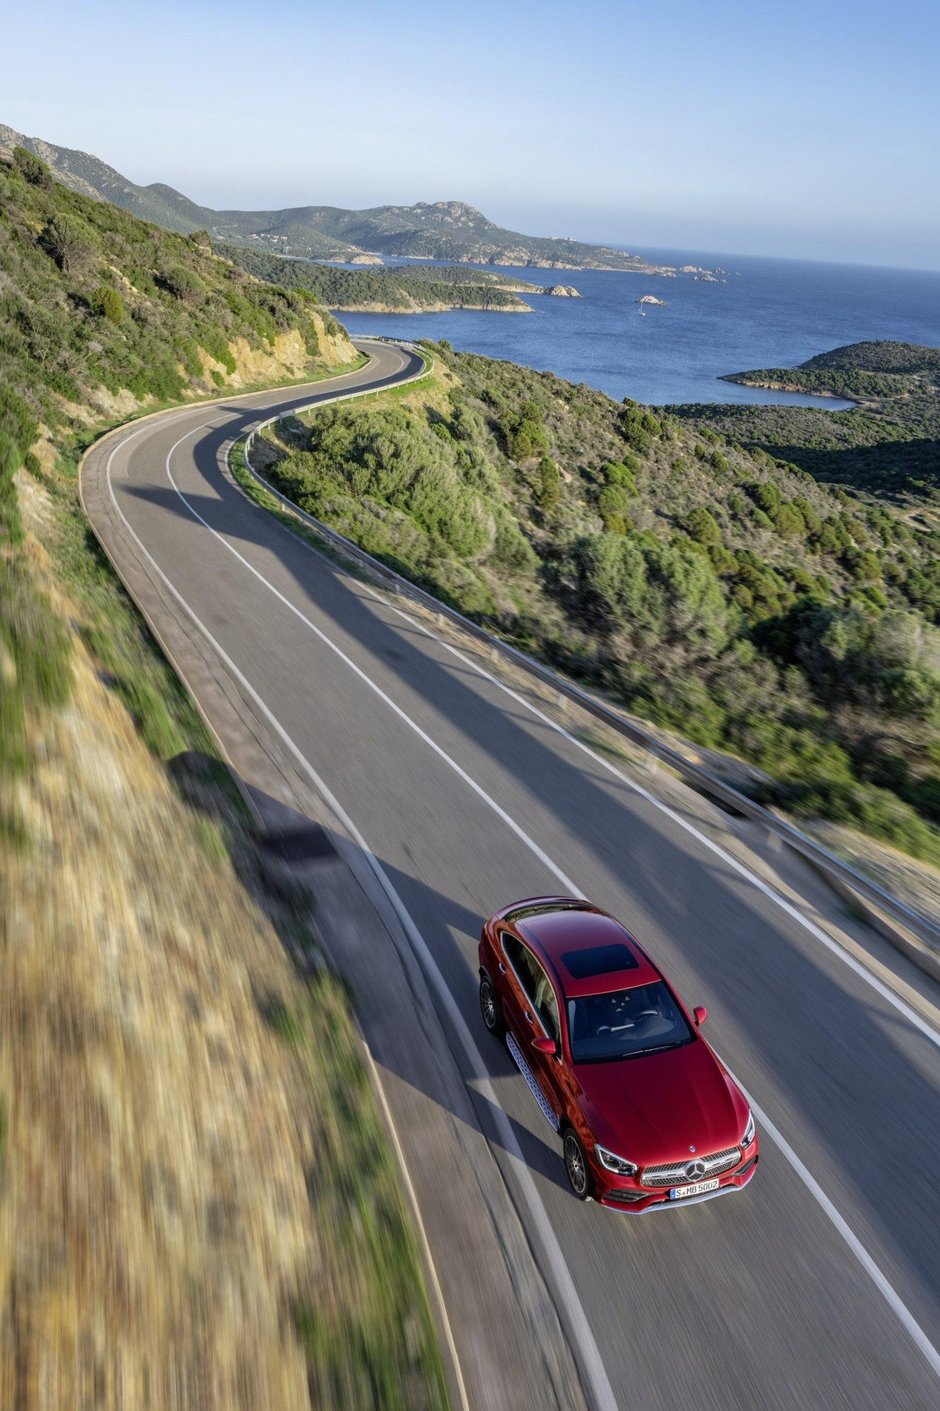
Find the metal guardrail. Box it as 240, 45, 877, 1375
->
241, 339, 940, 967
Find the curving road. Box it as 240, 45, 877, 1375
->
82, 340, 940, 1410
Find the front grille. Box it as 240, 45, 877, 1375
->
641, 1145, 741, 1188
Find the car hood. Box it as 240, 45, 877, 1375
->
574, 1037, 747, 1165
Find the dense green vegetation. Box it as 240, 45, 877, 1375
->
218, 241, 534, 311
0, 142, 348, 803
0, 150, 350, 418
258, 342, 940, 864
671, 341, 940, 500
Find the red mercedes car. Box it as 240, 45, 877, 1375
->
478, 897, 758, 1210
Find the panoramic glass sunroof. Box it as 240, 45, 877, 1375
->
561, 943, 638, 979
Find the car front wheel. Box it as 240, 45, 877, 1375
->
563, 1129, 593, 1200
479, 974, 505, 1038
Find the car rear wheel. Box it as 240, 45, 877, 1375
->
563, 1129, 593, 1200
479, 974, 505, 1038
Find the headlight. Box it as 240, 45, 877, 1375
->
595, 1144, 638, 1176
742, 1110, 756, 1147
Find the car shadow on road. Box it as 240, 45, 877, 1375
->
209, 774, 574, 1200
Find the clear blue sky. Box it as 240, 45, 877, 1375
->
6, 0, 939, 267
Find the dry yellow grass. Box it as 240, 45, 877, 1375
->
0, 496, 445, 1408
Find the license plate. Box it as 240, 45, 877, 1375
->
670, 1178, 719, 1200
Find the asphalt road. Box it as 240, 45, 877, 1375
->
82, 341, 940, 1409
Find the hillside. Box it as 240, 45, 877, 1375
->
670, 341, 940, 501
0, 122, 674, 273
0, 145, 359, 431
253, 342, 940, 866
0, 146, 446, 1407
220, 241, 539, 312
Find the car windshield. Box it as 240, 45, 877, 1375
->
566, 981, 694, 1063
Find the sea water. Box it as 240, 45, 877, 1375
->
335, 249, 940, 407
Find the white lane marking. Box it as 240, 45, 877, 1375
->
116, 400, 940, 1388
736, 1082, 940, 1380
163, 425, 581, 895
102, 426, 619, 1411
365, 590, 940, 1051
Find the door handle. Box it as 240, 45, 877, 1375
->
498, 963, 506, 974
524, 1011, 534, 1024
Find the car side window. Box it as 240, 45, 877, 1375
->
531, 963, 560, 1041
501, 934, 560, 1041
500, 933, 535, 1001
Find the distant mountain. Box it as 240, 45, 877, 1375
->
0, 123, 674, 274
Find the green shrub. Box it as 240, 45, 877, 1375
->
604, 460, 637, 492
843, 547, 882, 582
159, 265, 205, 302
770, 502, 806, 537
501, 405, 547, 460
906, 774, 940, 823
89, 285, 126, 323
685, 507, 721, 544
598, 484, 631, 529
492, 519, 537, 572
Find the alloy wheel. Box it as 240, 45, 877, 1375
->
564, 1131, 590, 1198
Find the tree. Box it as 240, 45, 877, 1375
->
534, 456, 560, 513
41, 213, 99, 277
12, 146, 51, 187
501, 406, 547, 461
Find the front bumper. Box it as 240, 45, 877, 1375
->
596, 1151, 758, 1213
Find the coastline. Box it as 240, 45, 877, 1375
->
325, 300, 533, 315
719, 373, 859, 406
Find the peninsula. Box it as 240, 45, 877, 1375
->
219, 242, 541, 313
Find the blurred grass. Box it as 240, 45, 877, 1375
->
2, 438, 449, 1406
277, 976, 448, 1411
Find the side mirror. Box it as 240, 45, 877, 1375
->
531, 1035, 557, 1055
693, 1006, 708, 1027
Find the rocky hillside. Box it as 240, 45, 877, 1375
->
0, 122, 673, 273
255, 342, 940, 865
